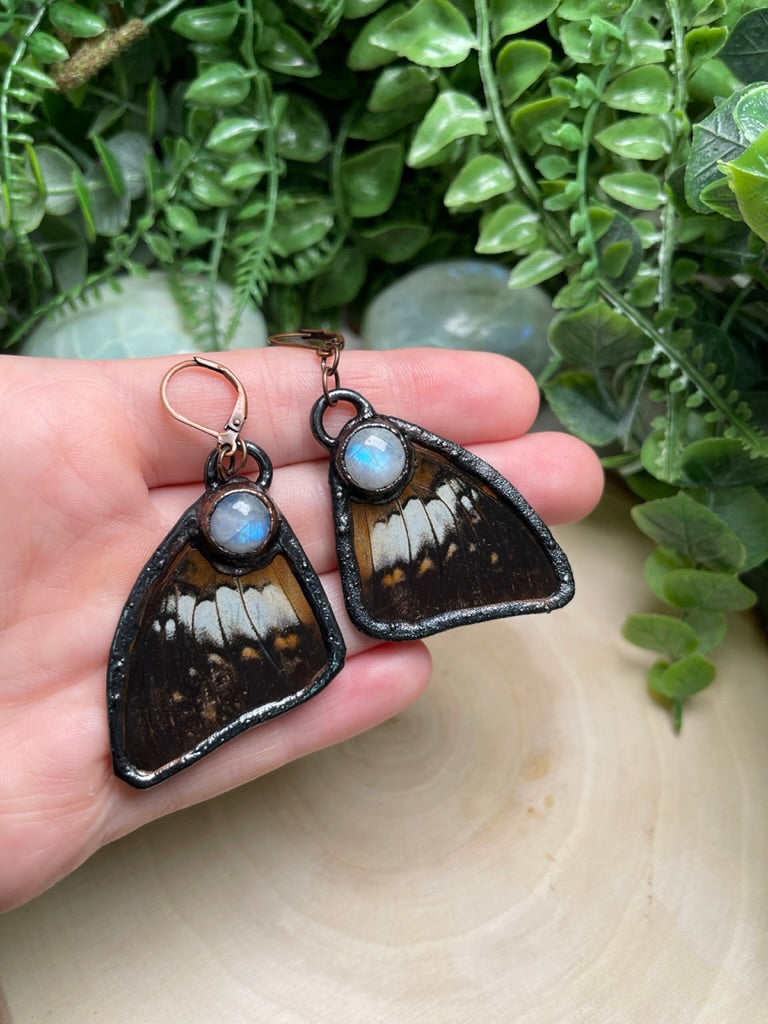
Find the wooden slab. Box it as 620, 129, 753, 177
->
2, 483, 766, 1022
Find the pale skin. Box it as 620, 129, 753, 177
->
0, 347, 603, 911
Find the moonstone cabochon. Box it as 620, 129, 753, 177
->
342, 424, 408, 492
208, 490, 274, 555
108, 477, 345, 788
327, 414, 574, 641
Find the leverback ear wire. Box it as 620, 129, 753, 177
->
268, 329, 345, 404
160, 356, 250, 477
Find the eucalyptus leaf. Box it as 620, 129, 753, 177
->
622, 614, 700, 659
662, 569, 756, 612
708, 486, 768, 570
651, 653, 716, 699
632, 492, 745, 571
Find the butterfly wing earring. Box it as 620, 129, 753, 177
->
269, 331, 574, 641
107, 357, 345, 788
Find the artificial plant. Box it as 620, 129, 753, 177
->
1, 0, 767, 728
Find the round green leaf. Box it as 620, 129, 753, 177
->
445, 155, 515, 208
496, 40, 551, 106
662, 569, 756, 612
49, 2, 106, 38
622, 614, 699, 659
370, 0, 476, 69
407, 91, 487, 168
257, 23, 320, 77
652, 654, 716, 699
595, 116, 671, 160
185, 63, 252, 107
171, 2, 240, 43
683, 609, 727, 654
604, 66, 674, 114
341, 141, 404, 218
599, 171, 665, 211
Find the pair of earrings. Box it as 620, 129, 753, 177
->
108, 331, 573, 788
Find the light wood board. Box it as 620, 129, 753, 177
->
1, 484, 766, 1022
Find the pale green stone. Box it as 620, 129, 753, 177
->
20, 272, 267, 358
361, 259, 553, 374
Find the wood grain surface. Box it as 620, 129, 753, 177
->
2, 483, 766, 1023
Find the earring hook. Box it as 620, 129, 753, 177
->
160, 356, 248, 456
268, 329, 345, 404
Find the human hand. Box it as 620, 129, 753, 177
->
0, 347, 603, 910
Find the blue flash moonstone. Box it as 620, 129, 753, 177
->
208, 491, 272, 554
343, 425, 407, 492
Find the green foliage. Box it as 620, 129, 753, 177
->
1, 0, 768, 730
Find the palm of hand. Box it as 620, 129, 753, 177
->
0, 350, 602, 911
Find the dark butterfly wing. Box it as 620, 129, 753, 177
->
333, 418, 573, 640
108, 502, 344, 788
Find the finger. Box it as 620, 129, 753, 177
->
147, 430, 603, 576
107, 640, 432, 841
95, 347, 541, 486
